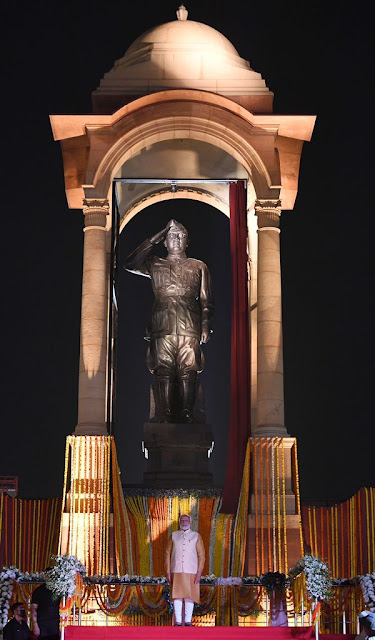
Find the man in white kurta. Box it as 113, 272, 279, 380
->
165, 514, 205, 626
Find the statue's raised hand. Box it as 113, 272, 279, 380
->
150, 222, 172, 245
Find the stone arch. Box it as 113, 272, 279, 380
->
119, 188, 229, 233
82, 92, 279, 205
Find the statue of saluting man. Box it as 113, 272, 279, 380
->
124, 219, 214, 424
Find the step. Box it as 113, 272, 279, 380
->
64, 626, 323, 640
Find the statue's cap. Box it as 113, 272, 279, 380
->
167, 219, 188, 236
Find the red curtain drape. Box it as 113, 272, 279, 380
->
222, 181, 251, 514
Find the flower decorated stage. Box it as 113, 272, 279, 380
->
0, 436, 374, 632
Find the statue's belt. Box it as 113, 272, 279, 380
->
155, 294, 199, 302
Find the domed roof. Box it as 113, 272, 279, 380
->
125, 16, 240, 60
93, 5, 273, 114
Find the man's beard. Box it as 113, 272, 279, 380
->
180, 524, 190, 530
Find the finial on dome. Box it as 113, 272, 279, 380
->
176, 4, 188, 20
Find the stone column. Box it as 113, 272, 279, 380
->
254, 200, 288, 437
75, 199, 109, 436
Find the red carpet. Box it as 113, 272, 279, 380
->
64, 627, 326, 639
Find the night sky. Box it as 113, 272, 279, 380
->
1, 0, 374, 503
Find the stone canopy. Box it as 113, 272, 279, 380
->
52, 4, 318, 573
50, 5, 316, 459
92, 6, 273, 114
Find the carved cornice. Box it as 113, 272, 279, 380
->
82, 198, 109, 229
255, 199, 281, 229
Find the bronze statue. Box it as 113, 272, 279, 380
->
124, 219, 214, 424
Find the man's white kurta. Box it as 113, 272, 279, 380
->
165, 528, 205, 602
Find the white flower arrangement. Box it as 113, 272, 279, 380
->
0, 566, 23, 630
215, 577, 243, 586
359, 573, 375, 611
289, 554, 333, 602
45, 555, 86, 600
0, 556, 87, 628
85, 574, 167, 585
85, 574, 258, 586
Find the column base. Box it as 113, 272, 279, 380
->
247, 514, 303, 574
60, 435, 112, 574
250, 491, 296, 514
60, 512, 115, 574
74, 423, 108, 436
252, 425, 290, 437
247, 436, 303, 573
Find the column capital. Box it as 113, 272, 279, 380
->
82, 198, 109, 229
255, 199, 282, 229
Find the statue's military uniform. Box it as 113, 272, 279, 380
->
124, 236, 214, 422
148, 255, 212, 340
125, 238, 214, 375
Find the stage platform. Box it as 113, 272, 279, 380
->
65, 627, 355, 639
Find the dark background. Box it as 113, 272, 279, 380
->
1, 0, 374, 502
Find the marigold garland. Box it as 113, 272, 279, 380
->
111, 435, 250, 579
0, 494, 60, 573
230, 439, 251, 576
251, 438, 301, 575
59, 436, 111, 576
301, 488, 375, 579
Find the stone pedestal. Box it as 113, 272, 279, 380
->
59, 436, 114, 574
247, 514, 303, 574
143, 423, 214, 488
246, 437, 304, 574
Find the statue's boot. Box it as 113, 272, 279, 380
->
179, 374, 196, 424
157, 376, 173, 423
